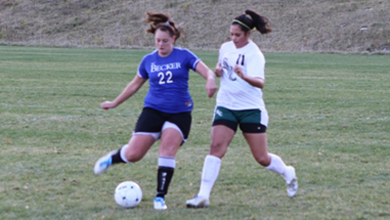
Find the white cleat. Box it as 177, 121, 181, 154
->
186, 195, 210, 208
154, 197, 168, 210
93, 150, 117, 175
286, 166, 298, 198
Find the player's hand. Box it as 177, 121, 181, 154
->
215, 63, 223, 77
234, 64, 244, 79
101, 101, 117, 110
206, 78, 217, 98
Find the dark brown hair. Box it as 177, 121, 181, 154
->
232, 9, 272, 34
144, 12, 181, 40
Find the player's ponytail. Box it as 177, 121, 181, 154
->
232, 10, 272, 35
245, 10, 272, 34
145, 12, 181, 40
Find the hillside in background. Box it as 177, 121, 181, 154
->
0, 0, 389, 53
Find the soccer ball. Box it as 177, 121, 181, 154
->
114, 181, 142, 208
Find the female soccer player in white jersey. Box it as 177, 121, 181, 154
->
186, 9, 298, 208
94, 12, 217, 210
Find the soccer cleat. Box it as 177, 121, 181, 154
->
154, 197, 167, 210
186, 195, 210, 208
94, 150, 117, 175
286, 166, 298, 198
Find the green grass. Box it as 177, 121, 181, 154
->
1, 46, 389, 220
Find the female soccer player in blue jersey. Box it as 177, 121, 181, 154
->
94, 12, 217, 210
186, 10, 298, 208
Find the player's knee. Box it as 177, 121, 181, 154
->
255, 155, 271, 167
209, 143, 227, 158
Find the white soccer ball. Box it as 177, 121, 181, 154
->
114, 181, 142, 208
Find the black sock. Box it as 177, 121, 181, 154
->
156, 166, 174, 198
111, 147, 125, 164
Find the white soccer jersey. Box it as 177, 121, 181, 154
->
216, 40, 267, 112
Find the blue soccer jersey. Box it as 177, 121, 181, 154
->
137, 47, 200, 113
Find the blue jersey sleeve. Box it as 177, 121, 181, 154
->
183, 49, 200, 71
137, 55, 149, 79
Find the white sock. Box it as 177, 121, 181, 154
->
266, 153, 290, 181
198, 155, 221, 199
120, 144, 131, 163
158, 156, 176, 168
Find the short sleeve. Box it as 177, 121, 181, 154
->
246, 51, 265, 79
137, 55, 149, 79
184, 49, 200, 71
218, 43, 227, 64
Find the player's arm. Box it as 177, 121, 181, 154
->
101, 75, 147, 110
234, 65, 265, 89
215, 62, 223, 77
234, 52, 265, 89
215, 44, 225, 77
195, 61, 217, 98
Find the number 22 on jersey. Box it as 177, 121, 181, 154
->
158, 71, 173, 84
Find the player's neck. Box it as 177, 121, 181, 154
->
158, 48, 174, 57
234, 40, 249, 49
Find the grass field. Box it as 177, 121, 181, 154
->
0, 46, 389, 220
